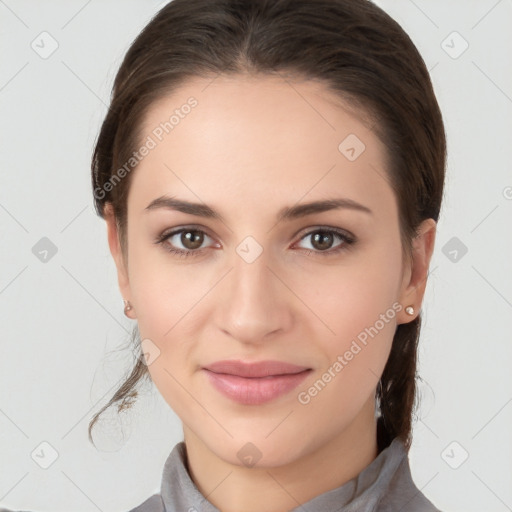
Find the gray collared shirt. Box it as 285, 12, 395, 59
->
128, 438, 443, 512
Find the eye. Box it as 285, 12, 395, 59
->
154, 227, 217, 258
294, 227, 355, 256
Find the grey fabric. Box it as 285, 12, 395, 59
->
128, 438, 442, 512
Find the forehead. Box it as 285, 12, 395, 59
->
140, 73, 379, 154
130, 74, 395, 219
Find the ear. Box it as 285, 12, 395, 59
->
104, 203, 136, 319
396, 218, 437, 324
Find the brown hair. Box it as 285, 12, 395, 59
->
89, 0, 446, 452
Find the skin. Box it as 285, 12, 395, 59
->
104, 74, 436, 512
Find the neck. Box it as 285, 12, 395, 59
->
182, 395, 379, 512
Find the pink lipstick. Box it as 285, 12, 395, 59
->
202, 360, 312, 405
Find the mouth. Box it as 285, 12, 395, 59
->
202, 359, 312, 405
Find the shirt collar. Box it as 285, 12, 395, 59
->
160, 437, 409, 512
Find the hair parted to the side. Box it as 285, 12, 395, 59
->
89, 0, 446, 452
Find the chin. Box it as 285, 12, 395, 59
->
204, 432, 309, 469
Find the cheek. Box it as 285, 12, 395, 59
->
309, 242, 403, 343
127, 245, 208, 414
302, 242, 403, 396
127, 236, 209, 338
288, 275, 400, 455
126, 239, 219, 410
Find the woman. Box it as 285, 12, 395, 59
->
89, 0, 446, 510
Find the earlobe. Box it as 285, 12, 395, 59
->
123, 299, 135, 318
397, 218, 437, 324
404, 305, 415, 316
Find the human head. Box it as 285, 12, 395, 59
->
89, 0, 446, 456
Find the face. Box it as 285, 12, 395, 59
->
106, 74, 435, 467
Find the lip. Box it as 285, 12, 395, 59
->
202, 360, 312, 405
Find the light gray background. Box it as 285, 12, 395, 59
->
1, 1, 511, 511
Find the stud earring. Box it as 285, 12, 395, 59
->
123, 299, 133, 317
405, 305, 415, 316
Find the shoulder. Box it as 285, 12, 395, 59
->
127, 493, 165, 512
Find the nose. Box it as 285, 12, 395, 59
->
214, 250, 293, 345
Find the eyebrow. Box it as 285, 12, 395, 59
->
144, 195, 373, 222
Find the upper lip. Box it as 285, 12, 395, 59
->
203, 360, 311, 378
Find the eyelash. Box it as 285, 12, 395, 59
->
154, 225, 356, 259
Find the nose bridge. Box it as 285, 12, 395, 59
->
230, 230, 275, 299
231, 245, 275, 313
232, 247, 271, 301
216, 241, 289, 342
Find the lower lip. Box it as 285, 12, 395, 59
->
202, 369, 311, 405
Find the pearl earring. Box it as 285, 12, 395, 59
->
405, 305, 415, 316
123, 299, 132, 316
